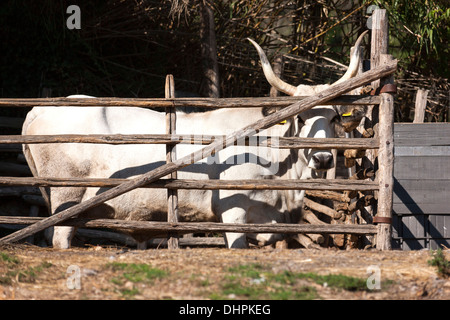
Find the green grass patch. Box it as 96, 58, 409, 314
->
227, 263, 266, 279
7, 261, 53, 284
284, 272, 367, 291
213, 263, 371, 300
0, 251, 20, 266
108, 262, 167, 283
428, 249, 450, 278
0, 251, 52, 285
106, 262, 168, 299
213, 263, 319, 300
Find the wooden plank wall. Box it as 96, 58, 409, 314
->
393, 123, 450, 250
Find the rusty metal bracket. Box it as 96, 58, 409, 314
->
370, 83, 397, 95
373, 216, 392, 224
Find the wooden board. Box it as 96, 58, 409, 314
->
392, 214, 450, 250
394, 123, 450, 146
393, 123, 450, 213
392, 123, 450, 249
428, 215, 450, 238
394, 157, 450, 180
393, 179, 450, 214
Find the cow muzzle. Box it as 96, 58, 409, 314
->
309, 151, 334, 171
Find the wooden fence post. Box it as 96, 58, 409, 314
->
165, 75, 179, 249
370, 8, 394, 250
376, 54, 395, 250
370, 9, 389, 91
413, 89, 429, 123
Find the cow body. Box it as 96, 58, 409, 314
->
24, 103, 330, 248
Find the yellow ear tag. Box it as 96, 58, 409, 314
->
342, 112, 352, 117
278, 120, 287, 125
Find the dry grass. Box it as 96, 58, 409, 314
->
0, 244, 449, 300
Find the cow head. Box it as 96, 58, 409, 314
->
249, 31, 367, 177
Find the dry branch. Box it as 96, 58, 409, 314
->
305, 190, 350, 202
343, 149, 366, 159
292, 234, 322, 249
303, 209, 327, 225
307, 233, 325, 244
303, 197, 340, 219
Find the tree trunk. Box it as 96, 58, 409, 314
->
199, 0, 219, 98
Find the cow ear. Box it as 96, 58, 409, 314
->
331, 114, 340, 123
262, 106, 282, 117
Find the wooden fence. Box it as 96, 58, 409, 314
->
392, 123, 450, 250
0, 9, 397, 250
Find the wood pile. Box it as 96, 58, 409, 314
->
296, 118, 378, 250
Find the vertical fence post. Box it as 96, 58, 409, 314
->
376, 53, 395, 250
413, 89, 429, 123
165, 75, 179, 249
370, 9, 389, 91
371, 9, 394, 250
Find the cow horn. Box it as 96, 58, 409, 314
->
248, 38, 297, 96
333, 30, 369, 85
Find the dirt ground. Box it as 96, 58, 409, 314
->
0, 244, 449, 300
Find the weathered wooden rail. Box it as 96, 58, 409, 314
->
0, 135, 379, 150
0, 95, 379, 108
0, 9, 396, 250
0, 177, 379, 191
0, 217, 378, 236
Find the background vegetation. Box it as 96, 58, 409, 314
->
0, 0, 448, 121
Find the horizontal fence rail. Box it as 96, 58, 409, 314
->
0, 134, 379, 149
0, 95, 380, 108
0, 217, 378, 235
0, 177, 380, 191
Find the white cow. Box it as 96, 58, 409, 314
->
22, 32, 366, 249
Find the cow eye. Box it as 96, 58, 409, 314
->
297, 115, 305, 125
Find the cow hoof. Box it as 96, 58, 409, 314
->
52, 226, 74, 249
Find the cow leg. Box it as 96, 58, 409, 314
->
221, 208, 248, 249
53, 226, 77, 249
49, 188, 85, 249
